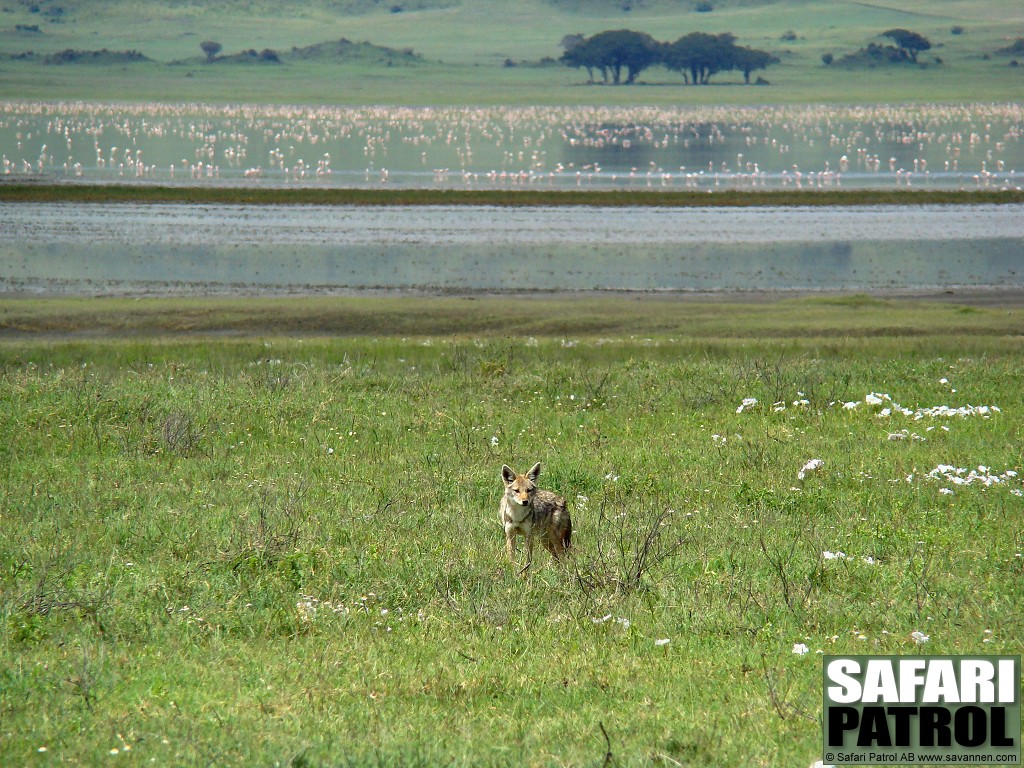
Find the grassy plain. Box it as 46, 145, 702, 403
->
0, 0, 1022, 104
2, 296, 1023, 765
2, 2, 1023, 764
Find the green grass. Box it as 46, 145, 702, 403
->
3, 294, 1024, 339
2, 297, 1023, 765
0, 0, 1022, 104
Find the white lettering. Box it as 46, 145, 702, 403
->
862, 659, 899, 703
998, 658, 1016, 703
959, 660, 995, 703
899, 659, 927, 702
827, 659, 862, 703
922, 659, 959, 703
826, 656, 1017, 705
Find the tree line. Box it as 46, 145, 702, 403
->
560, 29, 778, 85
823, 29, 934, 68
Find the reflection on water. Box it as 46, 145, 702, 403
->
2, 203, 1021, 295
1, 101, 1021, 190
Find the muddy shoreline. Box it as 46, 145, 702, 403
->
4, 284, 1024, 308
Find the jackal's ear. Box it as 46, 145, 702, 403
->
527, 462, 541, 482
501, 465, 516, 484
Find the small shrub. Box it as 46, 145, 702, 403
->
161, 410, 204, 456
573, 489, 687, 596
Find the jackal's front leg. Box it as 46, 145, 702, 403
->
506, 533, 516, 563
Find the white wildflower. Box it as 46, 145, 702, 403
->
792, 642, 810, 655
655, 638, 671, 647
736, 397, 758, 413
296, 598, 318, 622
888, 429, 925, 442
798, 458, 824, 480
911, 630, 930, 644
928, 463, 1017, 489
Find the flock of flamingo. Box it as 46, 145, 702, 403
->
1, 100, 1021, 191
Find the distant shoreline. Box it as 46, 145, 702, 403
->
5, 286, 1024, 306
2, 182, 1023, 207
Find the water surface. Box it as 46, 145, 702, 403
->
2, 102, 1021, 191
2, 203, 1021, 295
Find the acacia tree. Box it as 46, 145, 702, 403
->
559, 33, 585, 52
560, 36, 607, 82
561, 29, 661, 84
200, 40, 222, 61
562, 28, 777, 85
663, 32, 738, 84
882, 28, 931, 62
732, 45, 779, 83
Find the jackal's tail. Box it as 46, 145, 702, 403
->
562, 517, 572, 552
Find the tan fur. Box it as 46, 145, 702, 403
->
499, 462, 572, 572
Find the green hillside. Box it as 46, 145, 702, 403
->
0, 0, 1021, 104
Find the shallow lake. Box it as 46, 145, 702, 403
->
2, 203, 1022, 296
1, 102, 1022, 191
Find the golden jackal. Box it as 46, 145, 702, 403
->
499, 462, 572, 571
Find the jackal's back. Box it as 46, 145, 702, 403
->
533, 490, 572, 551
